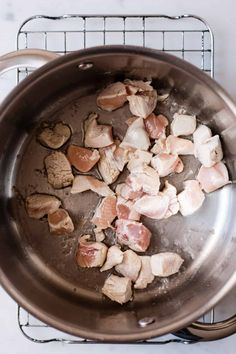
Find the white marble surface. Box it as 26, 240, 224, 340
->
0, 0, 236, 353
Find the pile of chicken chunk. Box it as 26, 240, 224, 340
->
25, 79, 230, 304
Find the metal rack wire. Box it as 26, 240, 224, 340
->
16, 14, 215, 344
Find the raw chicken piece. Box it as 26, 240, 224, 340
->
71, 175, 114, 197
100, 245, 123, 272
98, 144, 120, 184
94, 228, 105, 242
133, 194, 169, 219
171, 113, 196, 136
151, 137, 170, 155
84, 112, 114, 148
127, 150, 153, 172
116, 183, 143, 201
177, 180, 205, 216
151, 153, 184, 177
113, 143, 130, 172
91, 196, 117, 229
67, 145, 100, 172
197, 162, 229, 193
156, 92, 169, 102
116, 196, 141, 221
166, 135, 194, 155
97, 82, 128, 111
126, 164, 160, 195
193, 124, 212, 146
26, 194, 61, 219
144, 113, 169, 139
115, 250, 141, 281
37, 122, 71, 149
195, 135, 223, 167
120, 117, 150, 151
116, 219, 151, 252
48, 208, 74, 235
161, 181, 179, 218
77, 235, 108, 268
127, 90, 158, 118
134, 256, 154, 289
45, 151, 74, 189
102, 274, 132, 304
124, 79, 153, 95
151, 252, 184, 277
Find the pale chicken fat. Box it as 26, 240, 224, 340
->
102, 275, 132, 304
151, 153, 184, 177
134, 256, 154, 289
45, 151, 74, 189
84, 113, 114, 148
48, 209, 74, 235
115, 250, 141, 281
193, 124, 212, 146
71, 175, 114, 197
161, 181, 179, 218
133, 194, 169, 219
116, 196, 141, 221
126, 164, 160, 195
120, 117, 150, 151
197, 162, 229, 193
127, 90, 158, 118
77, 235, 108, 268
195, 135, 223, 167
178, 180, 205, 216
166, 135, 194, 155
96, 82, 128, 111
26, 194, 61, 219
98, 144, 120, 184
151, 252, 184, 277
116, 219, 151, 252
171, 113, 196, 136
91, 196, 117, 229
144, 113, 169, 139
100, 245, 123, 272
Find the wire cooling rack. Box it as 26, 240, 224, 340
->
16, 14, 215, 344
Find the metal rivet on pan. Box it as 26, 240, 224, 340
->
78, 62, 93, 70
138, 317, 156, 327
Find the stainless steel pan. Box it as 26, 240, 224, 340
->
0, 46, 236, 342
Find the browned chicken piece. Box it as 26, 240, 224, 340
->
77, 235, 108, 268
100, 245, 124, 272
94, 228, 105, 242
115, 249, 141, 281
134, 256, 154, 289
48, 208, 74, 235
127, 90, 158, 118
26, 194, 61, 219
102, 274, 132, 304
71, 175, 114, 197
84, 112, 114, 148
37, 122, 71, 149
97, 82, 128, 111
91, 196, 117, 229
45, 151, 74, 189
150, 252, 184, 277
124, 79, 153, 95
67, 145, 100, 172
98, 144, 120, 184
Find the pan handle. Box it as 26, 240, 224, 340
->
174, 314, 236, 341
0, 49, 59, 75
